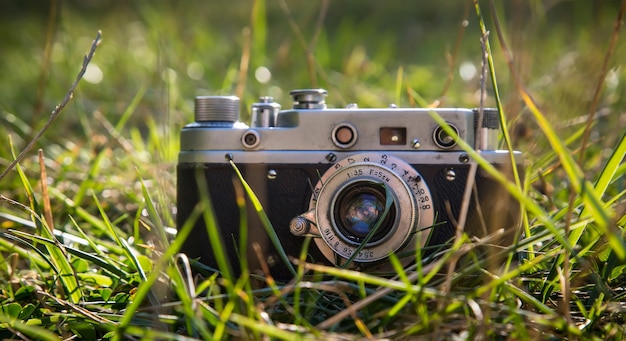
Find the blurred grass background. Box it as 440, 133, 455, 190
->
0, 0, 624, 338
2, 1, 624, 126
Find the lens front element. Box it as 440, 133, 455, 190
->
334, 182, 395, 244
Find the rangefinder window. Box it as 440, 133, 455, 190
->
380, 127, 407, 145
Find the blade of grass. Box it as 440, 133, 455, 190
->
228, 312, 314, 340
197, 299, 230, 333
474, 0, 521, 190
168, 255, 214, 340
72, 148, 107, 207
529, 121, 594, 183
228, 159, 296, 277
68, 215, 107, 257
91, 193, 142, 274
408, 87, 571, 252
482, 0, 622, 256
137, 173, 169, 247
0, 31, 101, 182
11, 146, 83, 303
384, 253, 415, 318
29, 0, 57, 126
500, 280, 555, 316
483, 1, 622, 313
233, 177, 249, 279
0, 313, 59, 341
576, 0, 626, 164
213, 275, 251, 339
293, 236, 313, 325
395, 66, 403, 105
115, 85, 146, 132
580, 132, 626, 219
0, 232, 57, 271
118, 325, 204, 341
168, 256, 195, 335
295, 259, 437, 297
232, 178, 265, 338
91, 193, 162, 310
0, 206, 129, 277
7, 229, 130, 279
544, 132, 626, 300
50, 187, 128, 250
116, 195, 203, 337
250, 0, 267, 66
193, 169, 234, 284
37, 150, 53, 231
589, 133, 626, 283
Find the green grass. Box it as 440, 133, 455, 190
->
0, 0, 625, 339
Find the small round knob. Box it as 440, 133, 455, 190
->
289, 216, 311, 236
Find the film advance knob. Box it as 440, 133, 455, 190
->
194, 96, 240, 122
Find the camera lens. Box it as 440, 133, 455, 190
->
309, 153, 434, 265
333, 182, 396, 244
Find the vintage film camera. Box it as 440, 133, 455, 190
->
177, 89, 522, 280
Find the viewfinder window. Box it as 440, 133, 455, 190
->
380, 127, 407, 145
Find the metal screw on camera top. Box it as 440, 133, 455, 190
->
346, 103, 358, 109
459, 154, 470, 163
326, 153, 337, 162
225, 153, 234, 161
289, 217, 310, 236
445, 169, 456, 181
267, 169, 277, 180
411, 139, 421, 149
